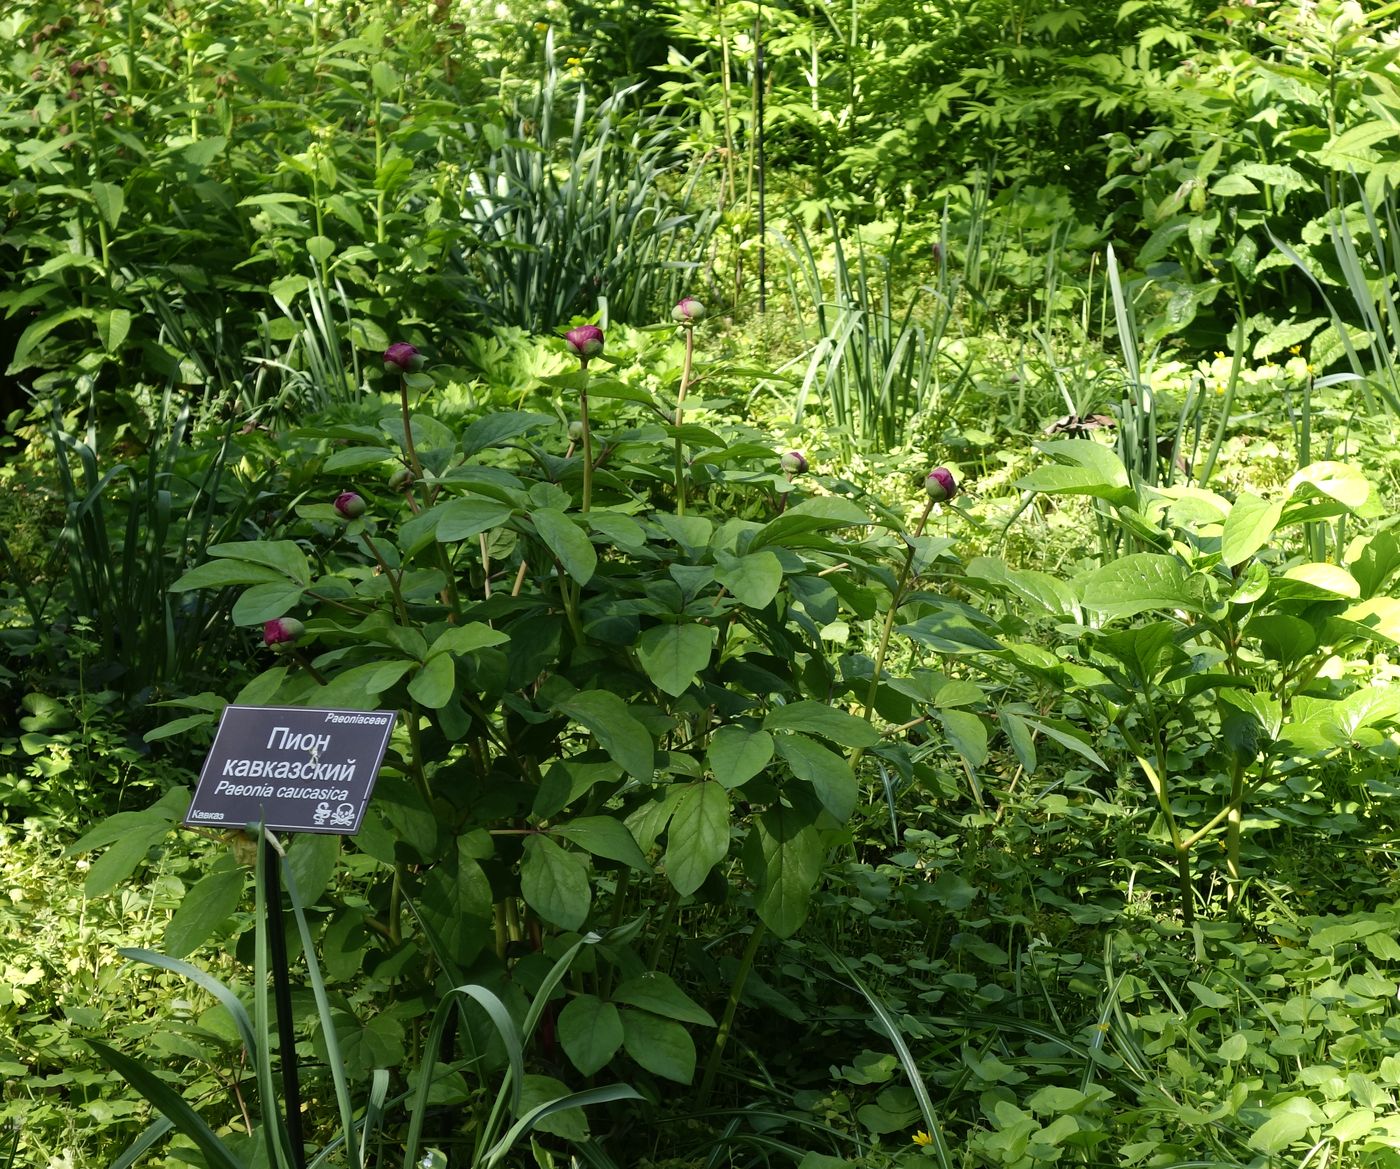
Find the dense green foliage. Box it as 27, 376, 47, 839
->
7, 0, 1400, 1167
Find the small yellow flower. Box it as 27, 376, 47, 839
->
912, 1132, 933, 1147
1214, 350, 1226, 359
1289, 344, 1302, 355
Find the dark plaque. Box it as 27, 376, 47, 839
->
184, 705, 396, 834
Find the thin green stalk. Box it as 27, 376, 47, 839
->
857, 499, 935, 746
697, 924, 766, 1106
399, 376, 423, 482
580, 370, 594, 514
1138, 755, 1194, 925
674, 327, 695, 515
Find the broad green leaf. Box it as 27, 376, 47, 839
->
552, 816, 651, 871
743, 803, 824, 938
1218, 1032, 1249, 1062
520, 835, 590, 930
285, 833, 339, 910
532, 507, 596, 584
7, 306, 89, 374
555, 691, 654, 782
416, 842, 495, 970
636, 623, 713, 697
1220, 493, 1283, 567
205, 541, 311, 585
165, 866, 245, 958
611, 972, 714, 1025
461, 411, 554, 457
620, 1010, 696, 1083
370, 60, 399, 95
1078, 554, 1202, 618
999, 712, 1037, 775
1188, 980, 1231, 1008
91, 180, 125, 229
435, 498, 515, 542
764, 700, 879, 749
714, 549, 784, 609
1249, 1109, 1313, 1155
775, 734, 858, 821
706, 726, 774, 789
428, 623, 510, 656
1283, 562, 1359, 597
1338, 597, 1400, 644
558, 996, 624, 1077
938, 709, 988, 769
663, 782, 730, 895
750, 497, 872, 550
231, 582, 306, 626
1288, 462, 1371, 511
97, 308, 131, 353
408, 652, 455, 709
169, 560, 288, 591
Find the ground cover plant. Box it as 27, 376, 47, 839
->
9, 0, 1400, 1167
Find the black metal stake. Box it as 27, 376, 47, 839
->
264, 840, 307, 1169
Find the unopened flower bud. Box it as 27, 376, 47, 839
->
672, 296, 706, 325
563, 325, 604, 361
925, 467, 957, 502
334, 491, 366, 519
263, 617, 305, 648
568, 420, 586, 441
383, 341, 424, 373
388, 466, 414, 491
781, 450, 808, 475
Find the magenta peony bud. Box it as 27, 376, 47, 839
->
334, 491, 366, 519
781, 450, 808, 475
563, 325, 604, 361
263, 617, 305, 649
383, 341, 424, 373
925, 467, 957, 502
671, 296, 706, 325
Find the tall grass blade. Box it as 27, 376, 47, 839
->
821, 948, 952, 1169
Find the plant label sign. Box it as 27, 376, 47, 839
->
184, 705, 397, 835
